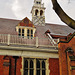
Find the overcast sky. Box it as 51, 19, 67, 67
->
0, 0, 75, 25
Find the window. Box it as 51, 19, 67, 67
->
31, 29, 33, 39
18, 28, 21, 36
24, 58, 46, 75
36, 2, 40, 4
27, 29, 29, 39
35, 9, 38, 16
22, 29, 24, 37
18, 28, 34, 39
27, 29, 33, 39
39, 2, 41, 4
36, 2, 38, 4
24, 59, 34, 75
40, 10, 43, 16
36, 59, 46, 75
18, 28, 24, 38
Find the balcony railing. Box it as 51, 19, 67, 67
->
0, 34, 58, 47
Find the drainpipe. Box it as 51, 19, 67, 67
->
13, 56, 19, 75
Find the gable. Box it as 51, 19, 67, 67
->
18, 17, 34, 27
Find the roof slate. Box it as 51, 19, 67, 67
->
0, 18, 20, 35
0, 18, 75, 37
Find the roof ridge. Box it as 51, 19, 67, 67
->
0, 18, 21, 21
45, 23, 67, 26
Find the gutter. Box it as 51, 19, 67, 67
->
0, 45, 58, 53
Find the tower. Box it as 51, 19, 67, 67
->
31, 0, 46, 26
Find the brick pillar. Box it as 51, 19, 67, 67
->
3, 58, 10, 75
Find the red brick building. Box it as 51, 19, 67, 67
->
0, 0, 75, 75
58, 32, 75, 75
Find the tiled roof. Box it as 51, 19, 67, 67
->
35, 23, 75, 38
0, 18, 20, 35
45, 23, 75, 36
0, 18, 75, 37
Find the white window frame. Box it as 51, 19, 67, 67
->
27, 29, 33, 39
18, 28, 25, 38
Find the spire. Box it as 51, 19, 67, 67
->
31, 0, 46, 26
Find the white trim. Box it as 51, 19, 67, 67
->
47, 33, 57, 45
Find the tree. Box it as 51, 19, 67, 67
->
51, 0, 75, 29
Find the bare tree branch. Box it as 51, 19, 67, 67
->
51, 0, 75, 29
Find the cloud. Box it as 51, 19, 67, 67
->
12, 0, 34, 20
0, 0, 75, 25
0, 0, 16, 19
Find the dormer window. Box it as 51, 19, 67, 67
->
27, 29, 29, 39
18, 28, 34, 39
27, 29, 33, 39
18, 28, 24, 38
18, 28, 21, 36
31, 29, 33, 39
22, 29, 24, 37
16, 17, 36, 39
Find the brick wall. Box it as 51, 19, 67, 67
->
49, 58, 60, 75
58, 34, 75, 75
0, 56, 4, 75
0, 56, 22, 75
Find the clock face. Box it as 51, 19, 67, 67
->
33, 16, 45, 26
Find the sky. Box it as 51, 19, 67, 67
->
0, 0, 75, 25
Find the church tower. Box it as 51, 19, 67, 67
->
31, 0, 46, 26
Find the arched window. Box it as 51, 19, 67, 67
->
36, 59, 40, 75
42, 61, 46, 75
36, 59, 40, 68
30, 60, 33, 68
42, 60, 45, 68
24, 60, 28, 75
24, 59, 34, 75
24, 59, 46, 75
35, 9, 38, 16
30, 60, 34, 75
40, 10, 43, 16
27, 29, 33, 39
24, 60, 28, 68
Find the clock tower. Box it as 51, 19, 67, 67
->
31, 0, 46, 26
